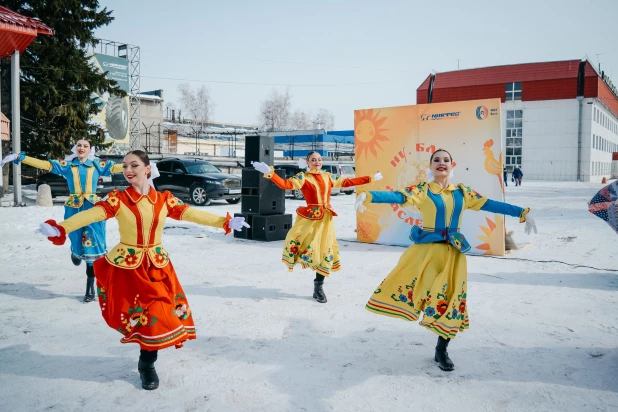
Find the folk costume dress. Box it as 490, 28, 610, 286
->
264, 168, 374, 276
362, 181, 530, 339
43, 187, 234, 350
14, 152, 123, 263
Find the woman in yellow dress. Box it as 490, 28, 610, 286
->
35, 150, 249, 390
356, 149, 537, 371
252, 151, 382, 303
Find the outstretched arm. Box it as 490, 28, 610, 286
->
165, 193, 247, 234
4, 152, 55, 172
331, 172, 382, 189
460, 184, 536, 234
253, 162, 304, 190
37, 206, 109, 245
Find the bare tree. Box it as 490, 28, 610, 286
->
178, 83, 213, 125
178, 83, 214, 155
291, 109, 311, 130
259, 88, 292, 131
311, 108, 335, 130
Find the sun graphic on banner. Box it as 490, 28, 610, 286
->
354, 109, 389, 160
476, 214, 504, 255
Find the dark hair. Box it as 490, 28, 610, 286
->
75, 138, 94, 148
430, 149, 453, 163
306, 151, 320, 160
126, 150, 151, 178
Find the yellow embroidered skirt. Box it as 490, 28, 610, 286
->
281, 212, 341, 276
366, 242, 469, 339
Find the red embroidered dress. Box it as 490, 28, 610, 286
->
45, 187, 232, 350
264, 168, 374, 275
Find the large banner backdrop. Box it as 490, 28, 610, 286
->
354, 98, 507, 256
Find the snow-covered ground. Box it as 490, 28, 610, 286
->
0, 181, 617, 412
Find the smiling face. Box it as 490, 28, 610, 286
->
307, 152, 322, 171
75, 140, 91, 161
122, 153, 151, 186
430, 150, 453, 179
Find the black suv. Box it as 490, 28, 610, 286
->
154, 158, 241, 206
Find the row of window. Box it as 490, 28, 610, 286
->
593, 107, 618, 134
591, 161, 612, 176
505, 109, 523, 166
592, 134, 617, 153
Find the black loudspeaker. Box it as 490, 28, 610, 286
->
241, 168, 285, 215
241, 193, 284, 215
251, 214, 293, 241
232, 213, 254, 239
245, 135, 274, 168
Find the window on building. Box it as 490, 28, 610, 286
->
505, 82, 522, 101
594, 108, 597, 122
506, 110, 523, 167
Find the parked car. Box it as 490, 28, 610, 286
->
154, 157, 241, 206
36, 172, 70, 198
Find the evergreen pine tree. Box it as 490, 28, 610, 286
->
0, 0, 125, 158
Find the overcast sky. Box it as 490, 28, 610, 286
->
95, 0, 618, 130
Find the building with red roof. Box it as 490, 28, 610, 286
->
417, 60, 618, 182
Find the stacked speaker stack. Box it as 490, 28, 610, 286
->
234, 135, 293, 241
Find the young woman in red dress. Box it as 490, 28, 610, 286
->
36, 150, 249, 390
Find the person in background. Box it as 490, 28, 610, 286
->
512, 166, 523, 186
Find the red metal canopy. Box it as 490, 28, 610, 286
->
0, 5, 53, 59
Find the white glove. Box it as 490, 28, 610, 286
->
229, 216, 250, 231
1, 153, 18, 166
356, 192, 367, 213
373, 172, 383, 181
252, 161, 271, 175
35, 222, 61, 237
524, 211, 537, 235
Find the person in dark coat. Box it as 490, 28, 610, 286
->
503, 166, 508, 187
512, 166, 523, 186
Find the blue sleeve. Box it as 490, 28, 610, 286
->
94, 159, 115, 176
368, 191, 406, 204
480, 199, 524, 218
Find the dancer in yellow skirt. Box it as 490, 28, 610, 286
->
356, 149, 537, 371
253, 151, 382, 303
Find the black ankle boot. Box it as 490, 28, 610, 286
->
138, 360, 160, 390
313, 280, 327, 303
71, 253, 82, 266
83, 277, 95, 302
434, 336, 454, 371
84, 266, 95, 303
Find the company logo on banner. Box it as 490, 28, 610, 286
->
89, 53, 130, 144
420, 111, 461, 121
354, 99, 506, 256
476, 105, 488, 120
